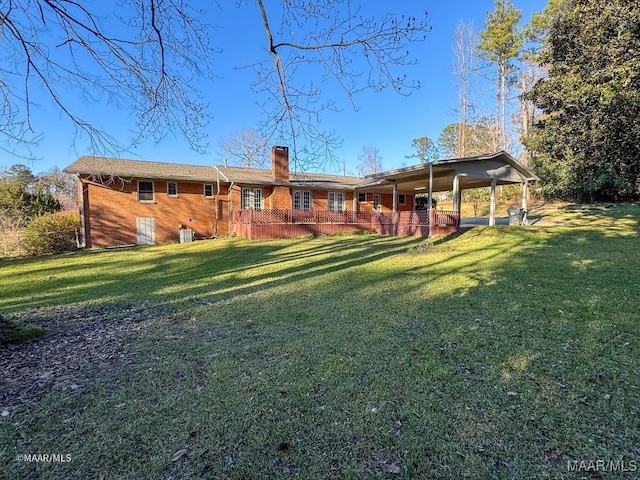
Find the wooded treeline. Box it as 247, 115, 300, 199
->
442, 0, 640, 202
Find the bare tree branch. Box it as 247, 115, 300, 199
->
218, 128, 270, 168
0, 0, 215, 157
253, 0, 431, 171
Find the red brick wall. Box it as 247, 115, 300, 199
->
356, 192, 414, 212
271, 146, 289, 182
81, 177, 226, 248
271, 186, 292, 209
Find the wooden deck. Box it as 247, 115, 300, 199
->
230, 209, 459, 239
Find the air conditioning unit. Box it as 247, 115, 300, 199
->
179, 228, 194, 243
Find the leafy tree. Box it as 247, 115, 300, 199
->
0, 165, 61, 225
526, 0, 640, 201
1, 164, 35, 189
406, 137, 438, 164
478, 0, 523, 151
356, 145, 383, 176
29, 186, 62, 218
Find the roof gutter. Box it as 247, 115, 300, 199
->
213, 165, 230, 183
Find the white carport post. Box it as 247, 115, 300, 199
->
489, 178, 497, 227
521, 181, 529, 210
452, 174, 460, 213
392, 182, 398, 212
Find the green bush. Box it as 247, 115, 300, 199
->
23, 212, 81, 256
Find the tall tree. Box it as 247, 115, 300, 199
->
37, 167, 78, 210
406, 137, 438, 164
218, 129, 270, 168
478, 0, 523, 151
452, 21, 479, 158
356, 145, 383, 176
526, 0, 640, 201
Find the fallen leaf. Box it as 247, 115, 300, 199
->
171, 448, 187, 462
383, 463, 401, 474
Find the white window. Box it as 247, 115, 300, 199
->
204, 184, 213, 198
398, 194, 406, 205
328, 191, 345, 212
358, 192, 366, 203
242, 188, 264, 209
138, 181, 154, 202
293, 190, 312, 210
167, 182, 178, 197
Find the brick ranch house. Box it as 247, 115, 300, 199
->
64, 146, 537, 248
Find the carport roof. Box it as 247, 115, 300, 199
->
357, 151, 538, 193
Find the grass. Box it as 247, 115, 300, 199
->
0, 324, 47, 346
1, 203, 639, 479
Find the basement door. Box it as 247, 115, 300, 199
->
136, 217, 156, 245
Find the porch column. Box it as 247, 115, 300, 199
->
452, 174, 460, 213
353, 195, 358, 212
489, 178, 497, 227
392, 182, 398, 212
521, 181, 529, 210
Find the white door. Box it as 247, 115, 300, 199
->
136, 217, 155, 245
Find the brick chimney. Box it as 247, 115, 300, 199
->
271, 146, 289, 183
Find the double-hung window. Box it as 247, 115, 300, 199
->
328, 191, 345, 212
242, 188, 264, 209
293, 190, 312, 210
138, 181, 154, 202
167, 182, 178, 197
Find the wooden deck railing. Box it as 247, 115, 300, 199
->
232, 209, 371, 225
230, 208, 460, 239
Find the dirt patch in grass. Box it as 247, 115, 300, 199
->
0, 303, 160, 410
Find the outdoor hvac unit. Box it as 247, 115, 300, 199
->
179, 228, 194, 243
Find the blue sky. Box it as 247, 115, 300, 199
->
2, 0, 548, 175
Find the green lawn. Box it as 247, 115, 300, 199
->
1, 204, 639, 479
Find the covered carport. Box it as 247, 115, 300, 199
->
357, 151, 539, 234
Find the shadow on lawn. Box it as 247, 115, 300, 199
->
0, 234, 424, 312
1, 208, 639, 479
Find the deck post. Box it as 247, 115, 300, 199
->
489, 178, 496, 227
428, 163, 433, 237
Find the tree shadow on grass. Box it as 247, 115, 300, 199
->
1, 209, 639, 479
